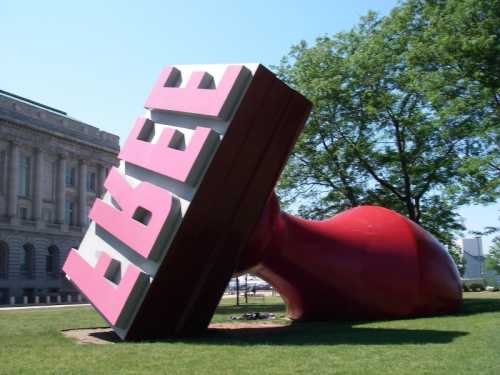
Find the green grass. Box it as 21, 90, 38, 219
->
0, 292, 499, 375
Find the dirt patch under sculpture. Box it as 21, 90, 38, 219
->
62, 322, 288, 345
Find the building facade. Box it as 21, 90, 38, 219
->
0, 90, 119, 304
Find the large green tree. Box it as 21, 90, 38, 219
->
474, 223, 500, 274
486, 241, 500, 274
276, 0, 499, 260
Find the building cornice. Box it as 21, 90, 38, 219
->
0, 94, 119, 154
0, 120, 117, 166
0, 223, 84, 239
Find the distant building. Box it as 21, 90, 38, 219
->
462, 237, 486, 279
0, 90, 119, 304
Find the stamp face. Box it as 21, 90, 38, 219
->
63, 64, 311, 340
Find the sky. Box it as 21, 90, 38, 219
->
1, 0, 498, 250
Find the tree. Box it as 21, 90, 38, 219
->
485, 239, 500, 274
403, 0, 500, 205
275, 0, 499, 261
474, 221, 500, 274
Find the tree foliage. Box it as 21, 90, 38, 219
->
486, 239, 500, 274
276, 0, 499, 254
474, 221, 500, 274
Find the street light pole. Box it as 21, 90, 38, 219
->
245, 273, 248, 304
235, 276, 240, 306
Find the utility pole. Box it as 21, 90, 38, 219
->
245, 273, 248, 304
235, 276, 240, 306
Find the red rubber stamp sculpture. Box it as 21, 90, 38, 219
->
63, 63, 462, 340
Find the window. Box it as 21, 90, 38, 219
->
19, 207, 28, 220
18, 155, 31, 197
0, 150, 5, 195
21, 243, 35, 279
0, 241, 8, 279
85, 204, 92, 226
42, 208, 53, 223
0, 288, 9, 304
87, 172, 96, 192
65, 200, 75, 225
65, 166, 76, 187
46, 245, 59, 277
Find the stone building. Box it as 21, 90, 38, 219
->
0, 90, 119, 304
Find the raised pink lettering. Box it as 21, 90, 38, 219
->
89, 167, 176, 259
119, 117, 217, 185
144, 65, 247, 119
62, 250, 148, 325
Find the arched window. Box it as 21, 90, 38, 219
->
21, 243, 35, 279
46, 245, 60, 277
0, 241, 8, 279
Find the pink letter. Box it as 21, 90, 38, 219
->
63, 250, 148, 326
89, 167, 177, 259
145, 65, 248, 119
119, 117, 218, 185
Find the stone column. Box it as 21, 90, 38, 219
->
32, 147, 43, 224
97, 164, 107, 198
78, 160, 87, 227
7, 140, 19, 223
55, 155, 66, 224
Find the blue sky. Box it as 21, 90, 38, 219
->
1, 0, 498, 250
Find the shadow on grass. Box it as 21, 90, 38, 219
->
74, 296, 500, 346
215, 303, 285, 316
84, 323, 467, 346
203, 323, 468, 346
458, 297, 500, 316
90, 329, 122, 343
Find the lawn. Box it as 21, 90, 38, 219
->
0, 292, 499, 375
